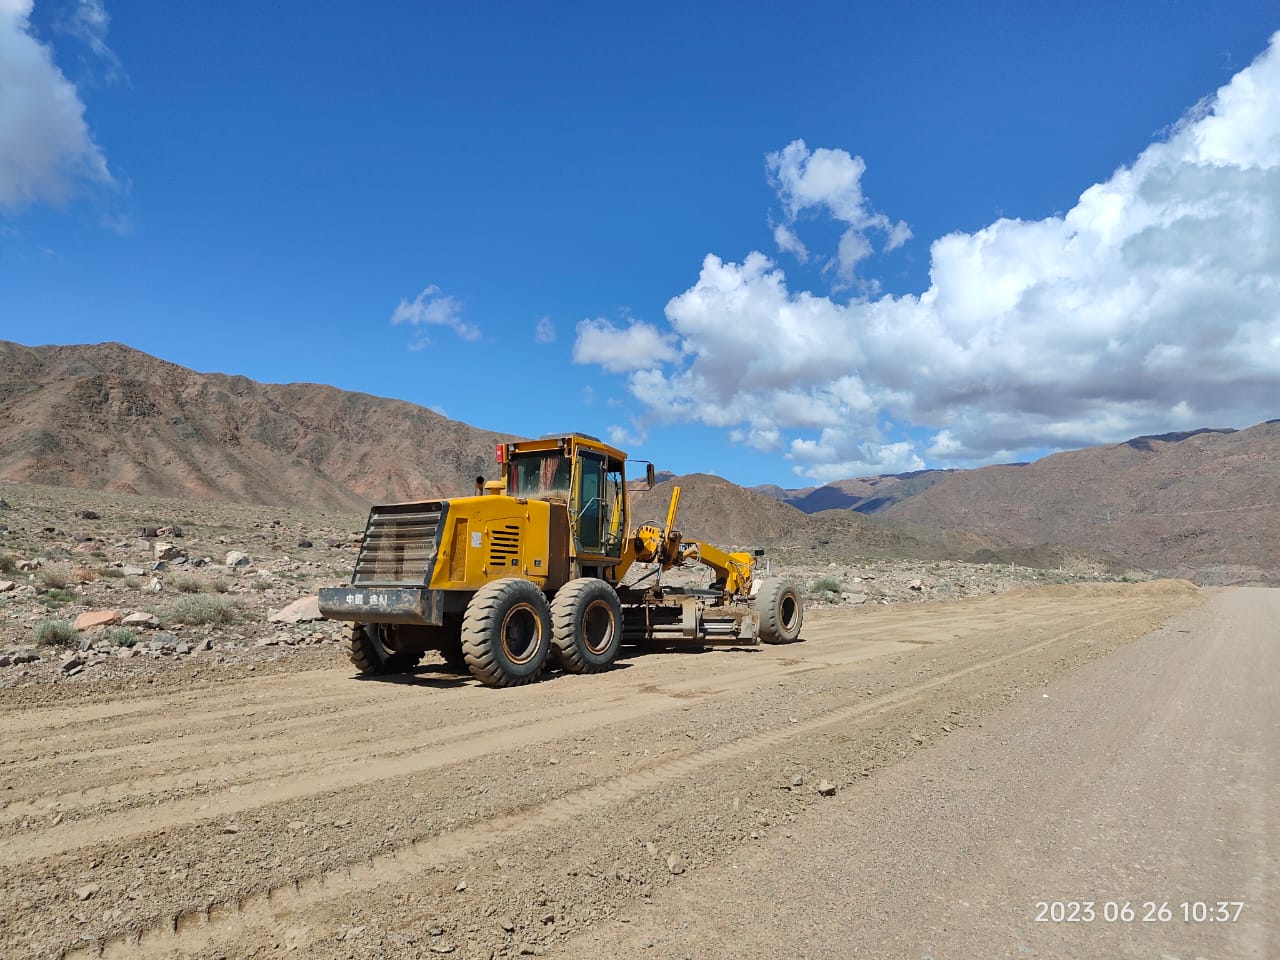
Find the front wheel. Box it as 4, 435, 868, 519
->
461, 578, 552, 687
550, 578, 623, 673
754, 578, 804, 644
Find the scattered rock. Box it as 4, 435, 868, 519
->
454, 880, 467, 892
76, 509, 100, 520
17, 558, 41, 571
62, 656, 88, 675
74, 883, 100, 901
816, 780, 837, 796
790, 773, 804, 787
666, 853, 685, 875
499, 918, 516, 933
0, 580, 15, 593
908, 579, 924, 591
140, 527, 159, 538
116, 647, 138, 659
225, 551, 251, 568
121, 565, 147, 577
296, 538, 313, 548
157, 524, 183, 538
74, 610, 122, 631
122, 612, 159, 626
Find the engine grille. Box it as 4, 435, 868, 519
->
353, 502, 443, 586
488, 523, 521, 569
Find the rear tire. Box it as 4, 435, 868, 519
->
754, 578, 804, 644
550, 578, 623, 673
346, 622, 425, 675
461, 578, 552, 687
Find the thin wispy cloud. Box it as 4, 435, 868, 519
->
390, 284, 481, 348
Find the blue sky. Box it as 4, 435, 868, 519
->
2, 1, 1278, 488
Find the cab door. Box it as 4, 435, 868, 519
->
572, 451, 606, 554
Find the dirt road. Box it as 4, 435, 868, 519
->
1, 580, 1245, 960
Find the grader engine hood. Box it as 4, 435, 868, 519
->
317, 496, 567, 625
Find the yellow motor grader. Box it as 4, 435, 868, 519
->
317, 433, 803, 687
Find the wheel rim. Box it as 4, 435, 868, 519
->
501, 603, 542, 664
779, 593, 799, 631
582, 600, 616, 655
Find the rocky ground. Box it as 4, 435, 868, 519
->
0, 479, 1152, 691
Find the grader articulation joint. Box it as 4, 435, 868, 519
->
317, 433, 804, 687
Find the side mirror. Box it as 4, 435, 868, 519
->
646, 463, 656, 488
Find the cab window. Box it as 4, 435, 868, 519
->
509, 451, 572, 499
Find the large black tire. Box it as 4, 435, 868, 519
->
550, 578, 623, 674
754, 578, 804, 644
461, 578, 552, 687
346, 622, 425, 675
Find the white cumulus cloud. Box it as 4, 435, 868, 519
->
534, 316, 555, 344
390, 285, 481, 345
0, 0, 115, 211
575, 32, 1280, 480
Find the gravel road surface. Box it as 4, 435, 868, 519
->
0, 580, 1218, 960
584, 586, 1278, 960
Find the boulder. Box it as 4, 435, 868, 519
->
73, 610, 122, 631
225, 551, 251, 568
268, 596, 323, 624
154, 542, 185, 562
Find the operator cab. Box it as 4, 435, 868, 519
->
501, 434, 627, 559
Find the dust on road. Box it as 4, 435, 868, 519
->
0, 580, 1209, 959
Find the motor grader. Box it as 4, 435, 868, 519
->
317, 433, 803, 687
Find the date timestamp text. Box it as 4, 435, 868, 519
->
1035, 901, 1245, 923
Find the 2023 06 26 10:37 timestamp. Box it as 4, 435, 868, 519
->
1035, 901, 1246, 923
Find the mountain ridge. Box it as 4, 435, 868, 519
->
2, 340, 1275, 582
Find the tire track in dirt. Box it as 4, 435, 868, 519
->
6, 596, 1147, 863
61, 610, 1135, 960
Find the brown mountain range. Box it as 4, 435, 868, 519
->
880, 422, 1280, 583
2, 340, 1273, 582
0, 340, 514, 512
